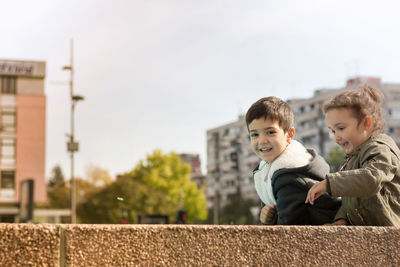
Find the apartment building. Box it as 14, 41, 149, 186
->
206, 76, 400, 211
179, 153, 206, 189
206, 116, 259, 210
0, 59, 46, 222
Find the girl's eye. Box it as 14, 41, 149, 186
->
266, 131, 275, 135
250, 133, 258, 138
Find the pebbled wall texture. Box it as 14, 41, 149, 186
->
1, 224, 400, 266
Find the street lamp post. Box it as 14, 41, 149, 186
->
62, 39, 84, 224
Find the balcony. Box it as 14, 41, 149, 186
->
0, 189, 15, 202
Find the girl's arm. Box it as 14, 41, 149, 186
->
328, 144, 398, 198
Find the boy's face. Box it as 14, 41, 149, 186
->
325, 108, 372, 154
248, 117, 295, 162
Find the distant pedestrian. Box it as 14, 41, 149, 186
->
246, 96, 340, 225
306, 84, 400, 226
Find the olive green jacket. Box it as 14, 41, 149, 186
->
326, 133, 400, 226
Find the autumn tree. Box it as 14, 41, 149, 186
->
78, 150, 207, 223
129, 150, 207, 223
85, 164, 112, 187
78, 176, 167, 223
75, 165, 114, 222
47, 164, 113, 222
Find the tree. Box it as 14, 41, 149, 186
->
85, 164, 112, 187
75, 165, 114, 223
128, 150, 207, 223
77, 150, 207, 223
47, 165, 70, 209
46, 164, 111, 214
326, 147, 346, 172
212, 194, 258, 225
48, 165, 65, 188
78, 175, 168, 223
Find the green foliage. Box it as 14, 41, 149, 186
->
326, 147, 346, 172
214, 195, 258, 225
78, 176, 167, 223
46, 165, 109, 213
47, 182, 70, 208
127, 150, 207, 223
47, 165, 70, 209
48, 165, 65, 188
77, 150, 207, 223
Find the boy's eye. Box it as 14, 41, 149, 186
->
266, 131, 275, 135
250, 133, 258, 138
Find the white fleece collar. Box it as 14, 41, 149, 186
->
254, 140, 312, 205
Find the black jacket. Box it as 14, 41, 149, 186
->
257, 149, 341, 225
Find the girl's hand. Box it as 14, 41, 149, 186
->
305, 180, 327, 205
324, 219, 348, 226
260, 204, 277, 225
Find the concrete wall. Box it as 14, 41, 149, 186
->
1, 224, 399, 266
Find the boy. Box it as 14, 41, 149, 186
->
246, 96, 340, 225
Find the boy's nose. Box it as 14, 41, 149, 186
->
259, 134, 269, 143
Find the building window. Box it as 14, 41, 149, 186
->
223, 128, 230, 136
1, 76, 17, 94
1, 170, 15, 189
1, 138, 15, 158
1, 110, 16, 133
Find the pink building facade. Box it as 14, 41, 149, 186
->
0, 59, 46, 222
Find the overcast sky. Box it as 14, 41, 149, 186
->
1, 0, 400, 179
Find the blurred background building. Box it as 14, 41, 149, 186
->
206, 77, 400, 218
0, 59, 46, 222
206, 117, 260, 215
179, 153, 206, 190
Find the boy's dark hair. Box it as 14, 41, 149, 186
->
245, 96, 294, 132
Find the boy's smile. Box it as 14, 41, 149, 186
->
325, 108, 373, 154
248, 118, 294, 162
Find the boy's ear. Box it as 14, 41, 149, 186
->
287, 127, 295, 140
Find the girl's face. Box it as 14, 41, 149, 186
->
325, 108, 373, 154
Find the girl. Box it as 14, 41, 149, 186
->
306, 84, 400, 226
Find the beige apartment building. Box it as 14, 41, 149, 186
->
206, 116, 260, 212
0, 59, 46, 222
206, 77, 400, 213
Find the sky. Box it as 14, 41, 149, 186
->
1, 0, 400, 180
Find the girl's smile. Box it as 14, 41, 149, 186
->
325, 108, 373, 154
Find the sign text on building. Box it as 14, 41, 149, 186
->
0, 62, 34, 76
